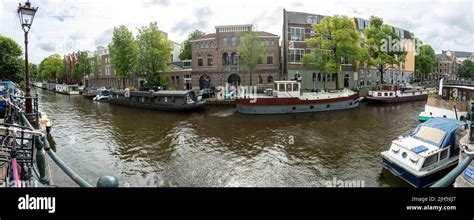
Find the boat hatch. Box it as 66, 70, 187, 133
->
411, 145, 428, 154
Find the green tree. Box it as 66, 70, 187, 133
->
364, 16, 403, 84
238, 31, 265, 86
108, 25, 139, 89
74, 51, 91, 82
179, 29, 205, 60
136, 22, 173, 89
304, 15, 361, 89
415, 45, 437, 80
459, 60, 474, 79
0, 35, 23, 83
38, 54, 63, 81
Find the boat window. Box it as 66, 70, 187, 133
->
286, 84, 291, 92
279, 83, 285, 92
422, 154, 439, 168
293, 83, 299, 91
384, 93, 388, 96
389, 93, 393, 96
413, 126, 445, 146
439, 148, 449, 161
377, 92, 382, 96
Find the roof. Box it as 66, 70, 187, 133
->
256, 31, 279, 37
410, 117, 465, 148
194, 33, 217, 41
443, 50, 473, 58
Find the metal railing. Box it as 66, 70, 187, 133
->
431, 146, 474, 187
4, 93, 119, 187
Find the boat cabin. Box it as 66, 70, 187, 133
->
272, 81, 301, 98
440, 85, 474, 102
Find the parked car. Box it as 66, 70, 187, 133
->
200, 88, 215, 99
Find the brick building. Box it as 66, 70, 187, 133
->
190, 24, 282, 90
282, 10, 415, 90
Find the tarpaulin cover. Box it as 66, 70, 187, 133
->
410, 117, 465, 148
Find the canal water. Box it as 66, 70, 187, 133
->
35, 88, 424, 187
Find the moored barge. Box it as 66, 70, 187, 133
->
109, 89, 206, 111
235, 81, 361, 114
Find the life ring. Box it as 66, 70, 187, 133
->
124, 88, 130, 98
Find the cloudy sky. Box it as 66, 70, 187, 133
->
0, 0, 472, 63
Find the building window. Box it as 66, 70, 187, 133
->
267, 52, 273, 64
222, 53, 229, 65
289, 49, 304, 63
205, 42, 209, 48
267, 75, 273, 83
207, 55, 213, 66
318, 73, 321, 81
258, 75, 263, 84
231, 52, 238, 65
200, 43, 204, 49
198, 55, 203, 66
271, 40, 274, 45
265, 40, 270, 46
290, 27, 305, 41
223, 37, 228, 46
231, 36, 236, 46
312, 72, 317, 82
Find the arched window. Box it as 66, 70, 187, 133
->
222, 53, 229, 65
267, 75, 273, 83
231, 52, 238, 65
207, 54, 213, 66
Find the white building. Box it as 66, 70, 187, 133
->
171, 41, 182, 62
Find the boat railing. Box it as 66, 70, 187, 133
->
426, 96, 470, 112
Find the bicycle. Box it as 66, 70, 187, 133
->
0, 123, 45, 187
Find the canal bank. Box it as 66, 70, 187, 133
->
35, 87, 424, 187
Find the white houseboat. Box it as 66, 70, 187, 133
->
55, 84, 80, 95
366, 83, 430, 104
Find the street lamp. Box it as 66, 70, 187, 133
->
17, 0, 38, 126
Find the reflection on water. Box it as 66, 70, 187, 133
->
36, 88, 422, 187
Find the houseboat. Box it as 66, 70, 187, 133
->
55, 84, 80, 95
366, 83, 430, 104
109, 89, 206, 111
418, 79, 474, 122
82, 87, 100, 99
381, 117, 467, 187
235, 81, 361, 114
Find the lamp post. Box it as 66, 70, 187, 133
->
17, 1, 38, 126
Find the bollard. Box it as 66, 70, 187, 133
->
97, 175, 119, 187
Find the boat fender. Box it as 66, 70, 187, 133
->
124, 88, 130, 98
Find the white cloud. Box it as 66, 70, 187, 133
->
0, 0, 472, 63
